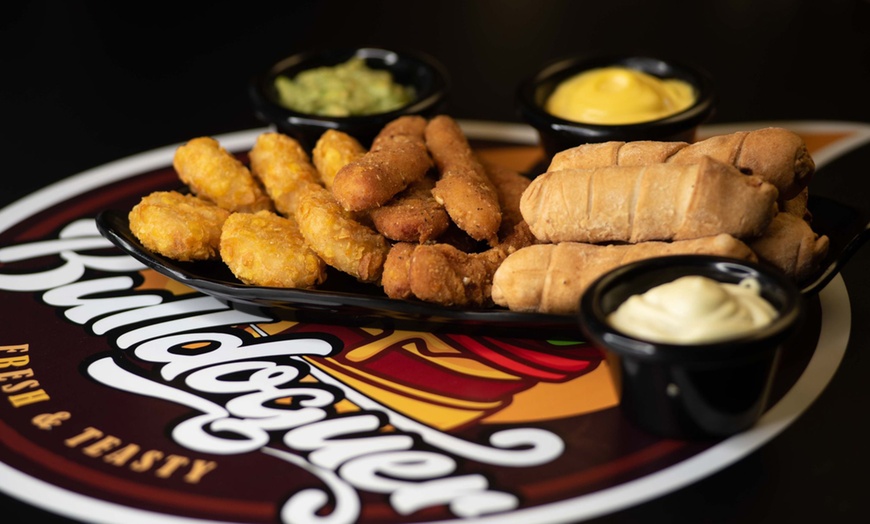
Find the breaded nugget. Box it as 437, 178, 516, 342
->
219, 210, 326, 288
129, 190, 230, 261
312, 129, 367, 190
249, 132, 322, 216
295, 183, 390, 283
331, 115, 433, 212
173, 137, 273, 213
368, 176, 450, 242
425, 115, 502, 245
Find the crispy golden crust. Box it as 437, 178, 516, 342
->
482, 160, 532, 242
368, 176, 450, 242
173, 137, 272, 213
407, 243, 506, 307
382, 242, 416, 299
295, 183, 390, 283
312, 129, 367, 190
129, 191, 230, 261
425, 115, 502, 245
382, 242, 509, 307
219, 210, 326, 288
331, 116, 433, 212
249, 132, 322, 216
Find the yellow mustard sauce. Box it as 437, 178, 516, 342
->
606, 276, 778, 344
545, 66, 695, 124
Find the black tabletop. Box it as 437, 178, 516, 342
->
3, 1, 870, 522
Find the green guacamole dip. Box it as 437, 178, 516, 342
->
274, 57, 416, 117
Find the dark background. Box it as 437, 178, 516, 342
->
4, 0, 870, 204
2, 1, 870, 523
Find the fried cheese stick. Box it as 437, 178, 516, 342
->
483, 160, 532, 243
382, 242, 509, 307
129, 190, 230, 261
368, 176, 450, 242
249, 132, 322, 217
295, 183, 390, 283
491, 234, 758, 315
220, 210, 326, 288
173, 137, 272, 213
521, 156, 778, 244
425, 115, 502, 245
548, 127, 815, 201
331, 115, 433, 212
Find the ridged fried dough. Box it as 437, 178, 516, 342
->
491, 234, 758, 315
548, 127, 814, 201
747, 212, 829, 281
521, 156, 778, 243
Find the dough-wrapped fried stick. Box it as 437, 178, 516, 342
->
548, 127, 814, 200
219, 210, 326, 288
425, 115, 502, 245
312, 129, 367, 190
249, 132, 322, 216
521, 156, 778, 243
331, 115, 432, 212
492, 234, 758, 315
368, 176, 450, 242
781, 187, 811, 221
747, 212, 829, 281
129, 191, 230, 261
173, 137, 272, 213
295, 184, 390, 283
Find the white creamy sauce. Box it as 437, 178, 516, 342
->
606, 275, 778, 344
